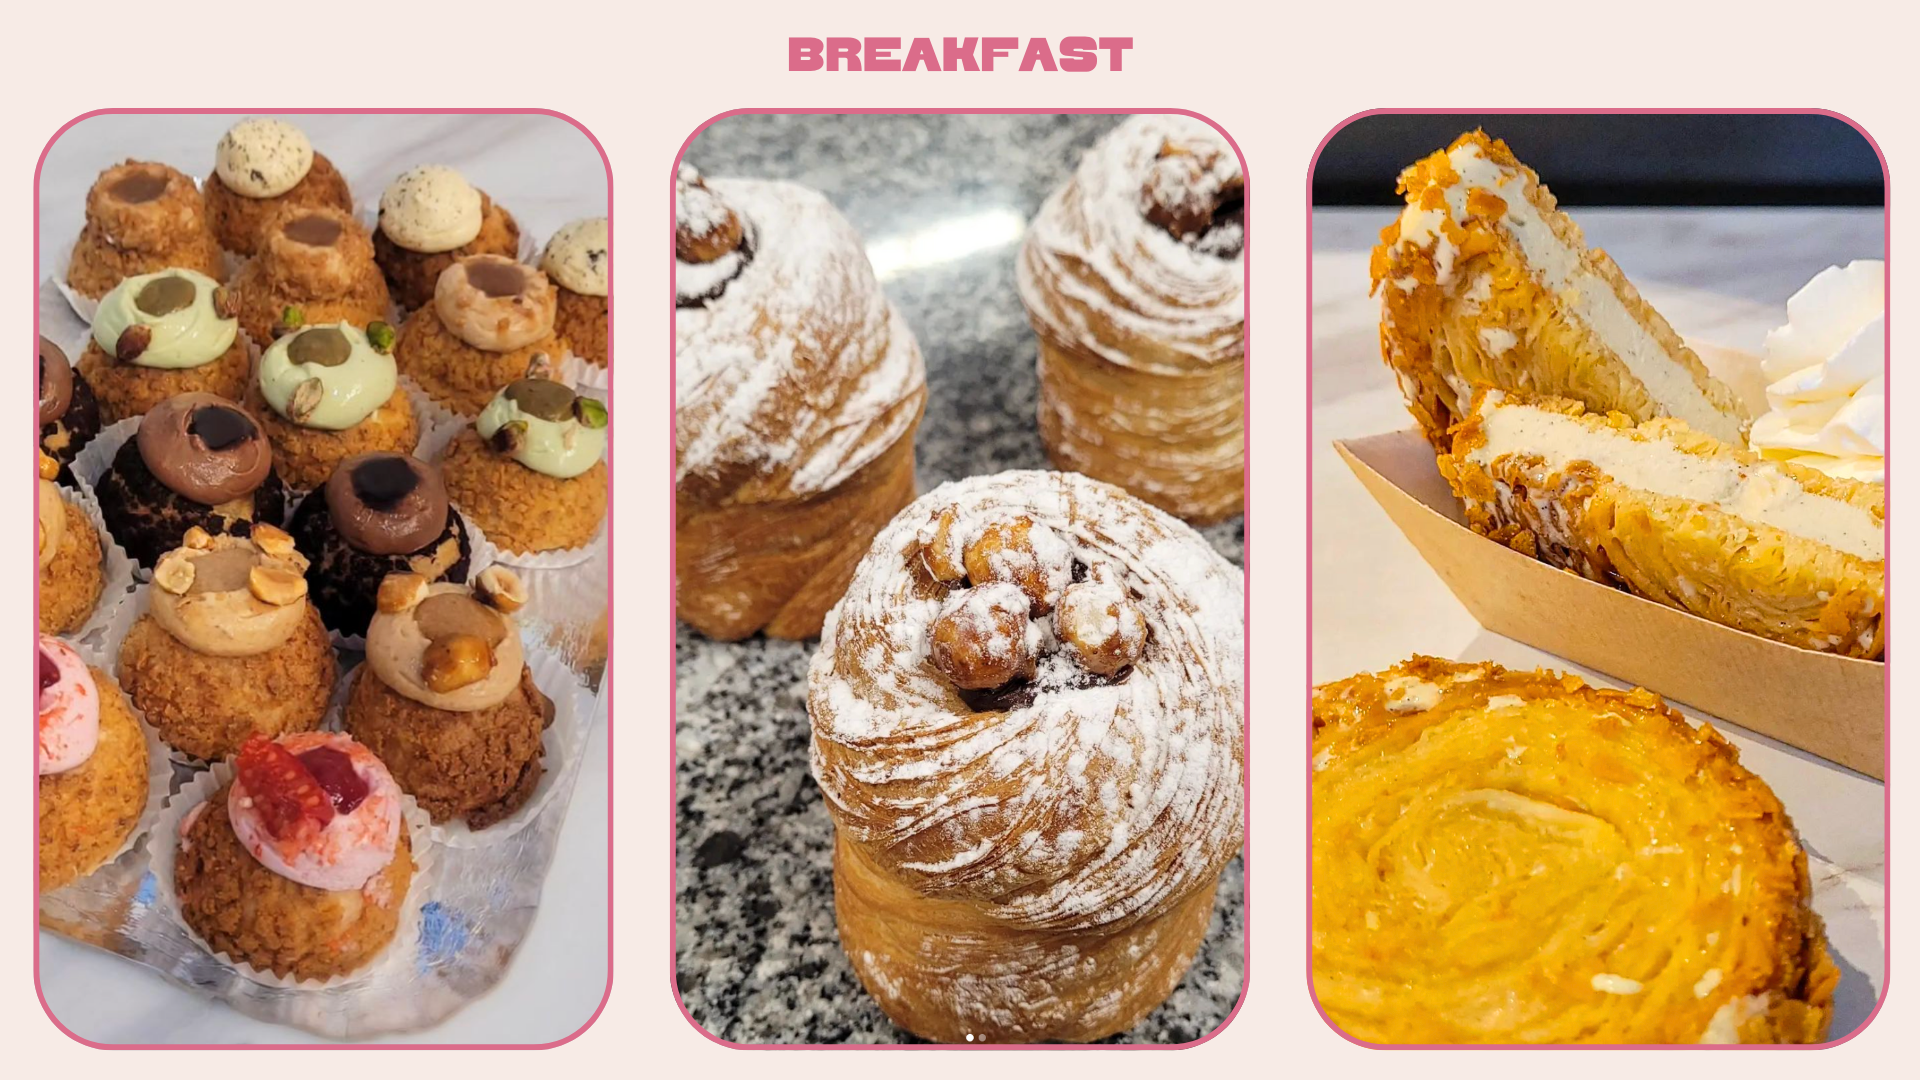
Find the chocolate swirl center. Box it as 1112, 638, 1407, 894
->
323, 452, 450, 555
135, 393, 273, 504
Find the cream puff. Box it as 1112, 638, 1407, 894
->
65, 161, 224, 301
541, 217, 608, 369
202, 118, 356, 257
38, 452, 105, 635
40, 336, 101, 474
117, 527, 336, 761
395, 256, 564, 416
38, 636, 149, 892
440, 376, 607, 553
229, 203, 393, 348
372, 165, 521, 311
75, 268, 250, 424
343, 570, 552, 829
244, 321, 419, 491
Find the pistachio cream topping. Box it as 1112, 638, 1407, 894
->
258, 322, 398, 431
378, 165, 483, 253
365, 578, 525, 713
476, 379, 608, 479
149, 527, 310, 658
215, 119, 315, 198
92, 269, 237, 370
540, 217, 609, 296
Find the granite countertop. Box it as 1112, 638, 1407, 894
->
1314, 206, 1886, 1038
674, 114, 1246, 1044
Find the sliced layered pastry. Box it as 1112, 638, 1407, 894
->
1439, 388, 1883, 658
1371, 131, 1750, 449
1312, 656, 1837, 1044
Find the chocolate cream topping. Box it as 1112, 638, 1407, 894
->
284, 212, 344, 247
39, 337, 72, 425
109, 169, 169, 203
324, 452, 450, 555
135, 393, 273, 504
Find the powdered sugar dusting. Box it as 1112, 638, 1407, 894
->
676, 178, 927, 496
809, 470, 1244, 933
1016, 115, 1245, 374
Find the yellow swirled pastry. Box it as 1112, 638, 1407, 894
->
1312, 656, 1837, 1044
809, 470, 1244, 1042
1372, 131, 1749, 450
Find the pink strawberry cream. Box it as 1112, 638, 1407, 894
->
37, 636, 99, 776
228, 732, 402, 892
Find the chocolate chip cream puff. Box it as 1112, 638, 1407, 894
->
40, 337, 101, 473
229, 204, 393, 348
288, 453, 473, 639
66, 161, 225, 300
373, 165, 521, 311
396, 255, 564, 416
344, 570, 553, 829
541, 217, 608, 369
38, 452, 105, 636
95, 393, 289, 570
202, 118, 355, 256
118, 527, 336, 761
245, 321, 419, 491
76, 269, 251, 424
441, 377, 608, 553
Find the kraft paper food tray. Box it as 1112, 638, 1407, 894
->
1332, 430, 1885, 779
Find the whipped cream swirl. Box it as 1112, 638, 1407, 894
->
1753, 260, 1885, 483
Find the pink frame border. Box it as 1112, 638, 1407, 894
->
667, 108, 1252, 1049
1303, 107, 1892, 1050
29, 107, 615, 1050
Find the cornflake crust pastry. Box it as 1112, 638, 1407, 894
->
440, 374, 608, 554
675, 164, 927, 641
1016, 114, 1245, 524
541, 216, 608, 369
1311, 656, 1837, 1045
66, 161, 225, 301
374, 165, 521, 312
38, 637, 149, 893
395, 255, 562, 417
203, 119, 356, 257
38, 452, 105, 636
1372, 131, 1749, 449
228, 203, 392, 350
172, 732, 413, 982
1439, 388, 1884, 658
808, 470, 1244, 1043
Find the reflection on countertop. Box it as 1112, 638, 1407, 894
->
674, 113, 1245, 1044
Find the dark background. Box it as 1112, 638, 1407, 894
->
1314, 114, 1884, 207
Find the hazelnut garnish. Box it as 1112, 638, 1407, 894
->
962, 517, 1068, 615
211, 286, 237, 320
921, 507, 967, 584
377, 572, 429, 614
153, 550, 197, 595
928, 582, 1037, 691
37, 453, 59, 482
182, 526, 215, 550
474, 566, 527, 613
115, 325, 152, 362
422, 633, 496, 693
248, 564, 308, 606
252, 523, 295, 559
1055, 581, 1147, 676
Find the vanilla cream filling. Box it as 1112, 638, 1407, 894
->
1440, 145, 1746, 446
1469, 396, 1882, 562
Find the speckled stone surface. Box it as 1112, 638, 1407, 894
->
675, 113, 1246, 1044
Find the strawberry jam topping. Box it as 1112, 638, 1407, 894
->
237, 735, 335, 842
38, 648, 61, 696
297, 746, 370, 815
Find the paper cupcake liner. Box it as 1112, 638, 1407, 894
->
56, 473, 137, 648
571, 358, 608, 394
150, 761, 437, 991
36, 665, 174, 895
463, 511, 605, 571
328, 639, 589, 850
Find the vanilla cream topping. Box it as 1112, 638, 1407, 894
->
1469, 394, 1883, 561
1753, 260, 1885, 483
215, 119, 314, 198
379, 166, 483, 253
541, 217, 609, 296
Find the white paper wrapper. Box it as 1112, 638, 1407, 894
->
50, 474, 136, 648
149, 761, 437, 992
330, 640, 586, 850
70, 414, 135, 493
571, 354, 608, 393
36, 665, 172, 893
464, 509, 606, 571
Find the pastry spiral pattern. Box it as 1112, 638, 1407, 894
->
1016, 115, 1245, 524
676, 169, 926, 640
1312, 657, 1836, 1044
808, 470, 1245, 1042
